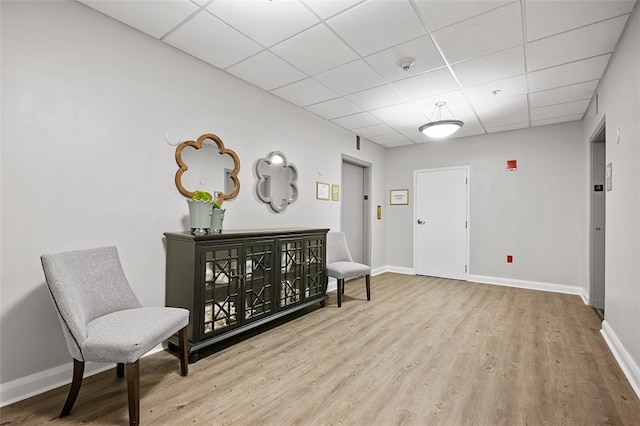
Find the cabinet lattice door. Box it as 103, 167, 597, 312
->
244, 241, 274, 321
202, 246, 240, 335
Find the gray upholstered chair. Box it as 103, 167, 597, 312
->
40, 246, 190, 425
326, 231, 371, 307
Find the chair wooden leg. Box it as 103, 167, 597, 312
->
337, 279, 343, 307
116, 363, 125, 378
60, 358, 84, 417
178, 326, 188, 376
365, 275, 371, 301
125, 361, 140, 426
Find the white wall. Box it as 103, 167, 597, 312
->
385, 123, 587, 292
583, 3, 640, 396
0, 0, 387, 400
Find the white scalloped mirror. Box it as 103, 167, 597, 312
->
255, 151, 298, 213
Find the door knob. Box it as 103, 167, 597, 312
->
595, 227, 602, 231
417, 219, 425, 225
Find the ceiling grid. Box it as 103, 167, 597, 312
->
78, 0, 637, 147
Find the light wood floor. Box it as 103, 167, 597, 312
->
3, 273, 640, 425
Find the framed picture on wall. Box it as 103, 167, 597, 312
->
316, 182, 330, 200
331, 184, 340, 201
390, 189, 409, 205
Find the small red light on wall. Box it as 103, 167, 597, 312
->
507, 255, 513, 263
507, 160, 517, 171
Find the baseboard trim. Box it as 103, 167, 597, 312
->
0, 345, 164, 407
467, 274, 583, 297
601, 320, 640, 400
383, 266, 414, 275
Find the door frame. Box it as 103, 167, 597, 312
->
413, 166, 470, 279
341, 154, 372, 266
588, 116, 606, 310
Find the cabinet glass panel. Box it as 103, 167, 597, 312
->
202, 247, 240, 335
305, 238, 325, 298
280, 240, 302, 306
244, 242, 274, 321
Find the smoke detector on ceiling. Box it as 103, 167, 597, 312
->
397, 57, 415, 71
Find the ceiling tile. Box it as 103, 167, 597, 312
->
485, 121, 530, 133
79, 0, 198, 39
345, 85, 405, 110
379, 140, 415, 148
369, 103, 425, 123
326, 0, 427, 56
525, 0, 635, 41
314, 60, 386, 95
447, 124, 487, 139
527, 15, 629, 71
304, 97, 362, 120
432, 2, 523, 64
163, 10, 262, 69
411, 90, 475, 121
532, 113, 583, 127
392, 68, 459, 101
302, 0, 362, 19
413, 0, 513, 32
206, 0, 319, 47
452, 46, 525, 88
226, 51, 307, 91
529, 80, 599, 108
271, 78, 338, 107
352, 123, 397, 138
271, 24, 358, 75
473, 94, 529, 128
369, 133, 412, 145
528, 54, 611, 92
364, 35, 446, 82
530, 99, 590, 121
464, 74, 528, 105
330, 112, 381, 129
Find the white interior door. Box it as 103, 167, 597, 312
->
341, 162, 364, 263
415, 167, 468, 280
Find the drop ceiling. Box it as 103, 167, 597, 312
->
78, 0, 637, 148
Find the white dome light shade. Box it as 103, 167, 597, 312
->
419, 101, 464, 138
419, 120, 464, 138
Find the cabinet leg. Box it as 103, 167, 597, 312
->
188, 352, 200, 364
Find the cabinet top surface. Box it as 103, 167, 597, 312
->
164, 228, 330, 242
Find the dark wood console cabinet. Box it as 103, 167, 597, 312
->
164, 228, 328, 362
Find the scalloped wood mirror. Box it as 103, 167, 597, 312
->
175, 133, 240, 206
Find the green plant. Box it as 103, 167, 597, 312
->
192, 191, 213, 201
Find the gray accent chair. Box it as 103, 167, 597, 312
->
326, 232, 371, 307
40, 246, 190, 425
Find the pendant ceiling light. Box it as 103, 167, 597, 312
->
419, 101, 464, 138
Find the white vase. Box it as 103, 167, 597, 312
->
210, 208, 225, 233
187, 199, 213, 234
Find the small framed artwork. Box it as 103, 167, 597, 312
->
331, 184, 340, 201
390, 189, 409, 205
316, 182, 330, 200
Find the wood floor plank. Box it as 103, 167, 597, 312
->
2, 273, 640, 425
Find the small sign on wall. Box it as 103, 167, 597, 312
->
507, 160, 517, 171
